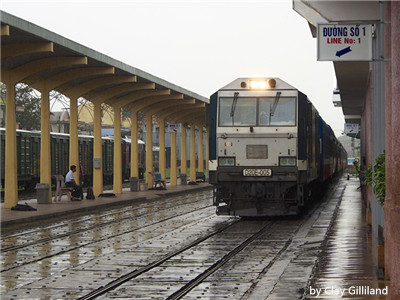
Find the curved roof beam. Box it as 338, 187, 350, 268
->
60, 74, 138, 99
109, 89, 170, 107
127, 94, 185, 112
158, 102, 205, 116
165, 106, 205, 121
1, 42, 54, 59
90, 82, 155, 104
149, 102, 204, 120
169, 108, 206, 124
28, 66, 114, 92
1, 56, 87, 85
142, 99, 199, 116
1, 24, 9, 36
137, 96, 190, 114
177, 114, 207, 127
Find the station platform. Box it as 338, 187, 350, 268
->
0, 182, 212, 228
307, 177, 389, 299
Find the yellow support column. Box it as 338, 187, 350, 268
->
198, 127, 204, 173
93, 101, 103, 196
4, 78, 18, 208
130, 109, 139, 178
181, 124, 187, 176
170, 132, 177, 186
113, 106, 122, 194
145, 114, 153, 186
190, 125, 196, 182
69, 97, 79, 184
159, 119, 166, 180
40, 89, 52, 203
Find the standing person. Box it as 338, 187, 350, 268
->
65, 165, 84, 200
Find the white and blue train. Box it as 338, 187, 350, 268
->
208, 78, 347, 216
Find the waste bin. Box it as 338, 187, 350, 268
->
130, 177, 139, 192
180, 174, 187, 185
35, 183, 50, 204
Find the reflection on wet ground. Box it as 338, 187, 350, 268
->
0, 191, 218, 299
308, 179, 389, 299
1, 179, 389, 299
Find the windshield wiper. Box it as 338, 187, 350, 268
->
270, 91, 282, 117
230, 92, 239, 125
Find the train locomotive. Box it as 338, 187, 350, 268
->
208, 78, 347, 216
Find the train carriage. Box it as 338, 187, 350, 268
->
51, 133, 70, 178
0, 129, 41, 191
0, 128, 145, 191
208, 78, 346, 216
78, 135, 94, 185
102, 137, 114, 184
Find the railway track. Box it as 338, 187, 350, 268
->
1, 180, 346, 299
74, 217, 302, 299
1, 193, 211, 253
76, 181, 344, 299
1, 191, 216, 271
78, 220, 242, 300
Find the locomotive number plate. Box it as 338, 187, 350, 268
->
243, 168, 272, 177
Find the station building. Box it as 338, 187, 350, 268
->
294, 1, 400, 297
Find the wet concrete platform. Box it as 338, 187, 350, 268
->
306, 178, 390, 299
1, 182, 212, 228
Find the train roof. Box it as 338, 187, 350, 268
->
0, 128, 145, 144
218, 77, 298, 91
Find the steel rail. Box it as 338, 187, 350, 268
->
1, 200, 213, 272
77, 219, 240, 300
1, 194, 211, 252
166, 221, 274, 300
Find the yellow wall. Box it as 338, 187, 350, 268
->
77, 103, 131, 128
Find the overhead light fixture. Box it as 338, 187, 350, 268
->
250, 80, 267, 89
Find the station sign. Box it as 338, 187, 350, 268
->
344, 123, 360, 135
317, 24, 372, 61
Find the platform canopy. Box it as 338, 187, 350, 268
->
0, 11, 209, 125
293, 0, 380, 125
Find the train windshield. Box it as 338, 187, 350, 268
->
219, 97, 296, 127
219, 97, 257, 126
259, 97, 296, 126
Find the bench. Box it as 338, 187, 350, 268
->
149, 172, 167, 190
53, 175, 79, 201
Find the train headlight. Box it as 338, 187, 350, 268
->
218, 157, 235, 167
279, 157, 296, 167
250, 80, 267, 89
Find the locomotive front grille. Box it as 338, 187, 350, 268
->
246, 145, 268, 159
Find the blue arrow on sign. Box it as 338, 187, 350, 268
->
336, 46, 352, 57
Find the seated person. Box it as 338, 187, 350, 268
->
65, 165, 84, 200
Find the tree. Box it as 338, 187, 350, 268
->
1, 82, 41, 130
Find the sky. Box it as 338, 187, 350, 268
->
1, 0, 345, 136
